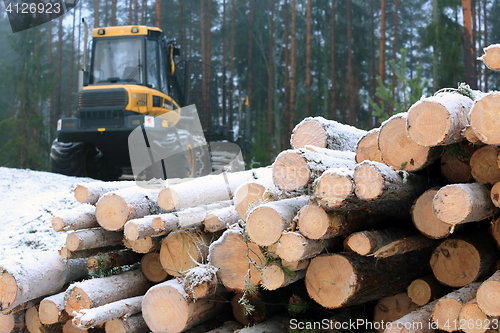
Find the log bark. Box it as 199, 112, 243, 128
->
95, 187, 166, 231
141, 279, 226, 333
123, 215, 167, 241
412, 188, 454, 239
384, 299, 438, 333
344, 228, 407, 256
204, 321, 242, 333
159, 229, 211, 277
104, 313, 149, 333
274, 231, 342, 262
64, 270, 151, 316
73, 181, 137, 205
272, 149, 355, 192
491, 183, 500, 208
371, 234, 438, 259
373, 293, 419, 333
432, 183, 496, 226
66, 228, 123, 252
234, 177, 274, 220
123, 236, 161, 254
430, 231, 498, 287
0, 310, 26, 333
60, 246, 123, 260
296, 204, 388, 240
432, 282, 481, 332
52, 206, 98, 232
490, 217, 500, 249
246, 196, 311, 246
259, 263, 305, 291
356, 128, 383, 163
178, 265, 219, 299
87, 249, 141, 271
477, 270, 500, 316
478, 44, 500, 70
230, 291, 281, 327
378, 113, 441, 172
208, 228, 265, 292
305, 250, 431, 309
72, 296, 143, 329
407, 274, 450, 306
406, 92, 473, 146
62, 320, 87, 333
470, 145, 500, 184
440, 142, 475, 183
313, 167, 355, 210
203, 206, 240, 233
0, 250, 88, 312
470, 92, 500, 145
459, 299, 497, 333
157, 168, 272, 211
353, 160, 431, 202
233, 315, 290, 333
39, 291, 69, 324
290, 116, 367, 151
25, 306, 44, 333
140, 252, 168, 283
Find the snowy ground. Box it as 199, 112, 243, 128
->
0, 167, 98, 258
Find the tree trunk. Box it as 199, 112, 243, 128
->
141, 252, 168, 283
346, 0, 356, 126
373, 293, 418, 333
483, 0, 488, 91
68, 9, 76, 117
246, 0, 253, 137
105, 313, 149, 333
111, 0, 117, 26
430, 231, 498, 287
73, 181, 138, 205
432, 183, 495, 226
267, 0, 275, 134
208, 229, 265, 292
330, 0, 336, 120
246, 196, 311, 246
407, 274, 450, 306
385, 299, 438, 333
87, 249, 141, 271
282, 0, 290, 148
470, 92, 500, 145
432, 282, 482, 332
458, 299, 497, 333
134, 0, 138, 24
344, 228, 407, 256
379, 0, 387, 88
379, 113, 442, 172
154, 0, 160, 28
388, 0, 399, 118
228, 0, 235, 132
355, 128, 382, 163
412, 188, 454, 239
221, 0, 225, 127
470, 145, 500, 184
142, 279, 226, 333
52, 206, 98, 232
0, 251, 88, 311
72, 296, 143, 329
406, 92, 474, 146
305, 0, 311, 117
290, 0, 296, 132
305, 250, 431, 309
56, 15, 63, 120
203, 206, 240, 233
48, 20, 54, 134
94, 0, 99, 28
291, 116, 367, 151
64, 270, 150, 316
463, 0, 477, 89
39, 292, 69, 325
65, 228, 123, 251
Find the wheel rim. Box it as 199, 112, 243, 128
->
187, 144, 194, 178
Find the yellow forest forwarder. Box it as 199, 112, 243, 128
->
51, 24, 242, 180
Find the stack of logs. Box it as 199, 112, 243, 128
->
4, 46, 500, 333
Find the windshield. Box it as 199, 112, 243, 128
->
92, 37, 144, 84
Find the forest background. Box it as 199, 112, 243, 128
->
0, 0, 498, 171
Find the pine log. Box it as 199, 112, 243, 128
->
344, 228, 407, 256
66, 228, 123, 252
491, 183, 500, 208
208, 228, 266, 292
25, 306, 43, 333
73, 181, 137, 205
378, 112, 441, 172
477, 270, 500, 316
305, 250, 431, 309
412, 189, 454, 239
479, 44, 500, 70
463, 125, 484, 145
470, 92, 500, 145
272, 149, 356, 192
0, 250, 88, 312
259, 263, 305, 291
356, 128, 383, 163
203, 206, 240, 233
95, 187, 166, 231
490, 217, 500, 249
123, 236, 161, 254
281, 259, 309, 271
274, 231, 342, 262
177, 264, 220, 299
432, 183, 496, 226
406, 92, 473, 146
313, 167, 355, 210
123, 215, 167, 241
60, 246, 123, 260
64, 270, 151, 316
384, 299, 438, 333
373, 293, 419, 333
430, 231, 498, 288
140, 252, 168, 283
157, 167, 272, 211
246, 196, 311, 246
39, 292, 69, 324
87, 249, 141, 271
159, 229, 211, 277
72, 296, 143, 329
297, 204, 388, 240
52, 206, 98, 232
432, 282, 482, 332
0, 310, 26, 333
142, 279, 226, 333
230, 291, 281, 327
371, 235, 438, 259
459, 299, 497, 333
470, 146, 500, 184
290, 116, 367, 151
440, 143, 475, 183
234, 177, 274, 220
104, 313, 149, 333
407, 275, 450, 306
62, 320, 87, 333
302, 145, 357, 160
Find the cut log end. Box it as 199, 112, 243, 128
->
433, 185, 473, 225
246, 207, 283, 247
459, 301, 491, 333
95, 194, 129, 231
373, 293, 418, 333
355, 129, 382, 163
123, 222, 140, 241
157, 188, 179, 211
290, 120, 327, 150
260, 264, 285, 291
407, 279, 433, 306
315, 170, 354, 209
73, 186, 89, 204
39, 299, 61, 324
235, 183, 267, 220
141, 252, 168, 283
412, 189, 452, 239
297, 205, 330, 240
62, 320, 87, 333
65, 233, 82, 252
470, 93, 500, 145
52, 217, 65, 231
477, 280, 500, 316
0, 271, 18, 311
432, 298, 463, 332
345, 233, 374, 256
407, 101, 451, 146
272, 151, 310, 191
491, 183, 500, 208
64, 287, 91, 316
470, 145, 500, 184
353, 162, 384, 201
160, 231, 209, 277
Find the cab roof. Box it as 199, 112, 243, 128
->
92, 25, 162, 38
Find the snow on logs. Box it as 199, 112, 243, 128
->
52, 205, 99, 232
39, 292, 69, 325
65, 228, 124, 252
290, 116, 367, 152
478, 44, 500, 70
